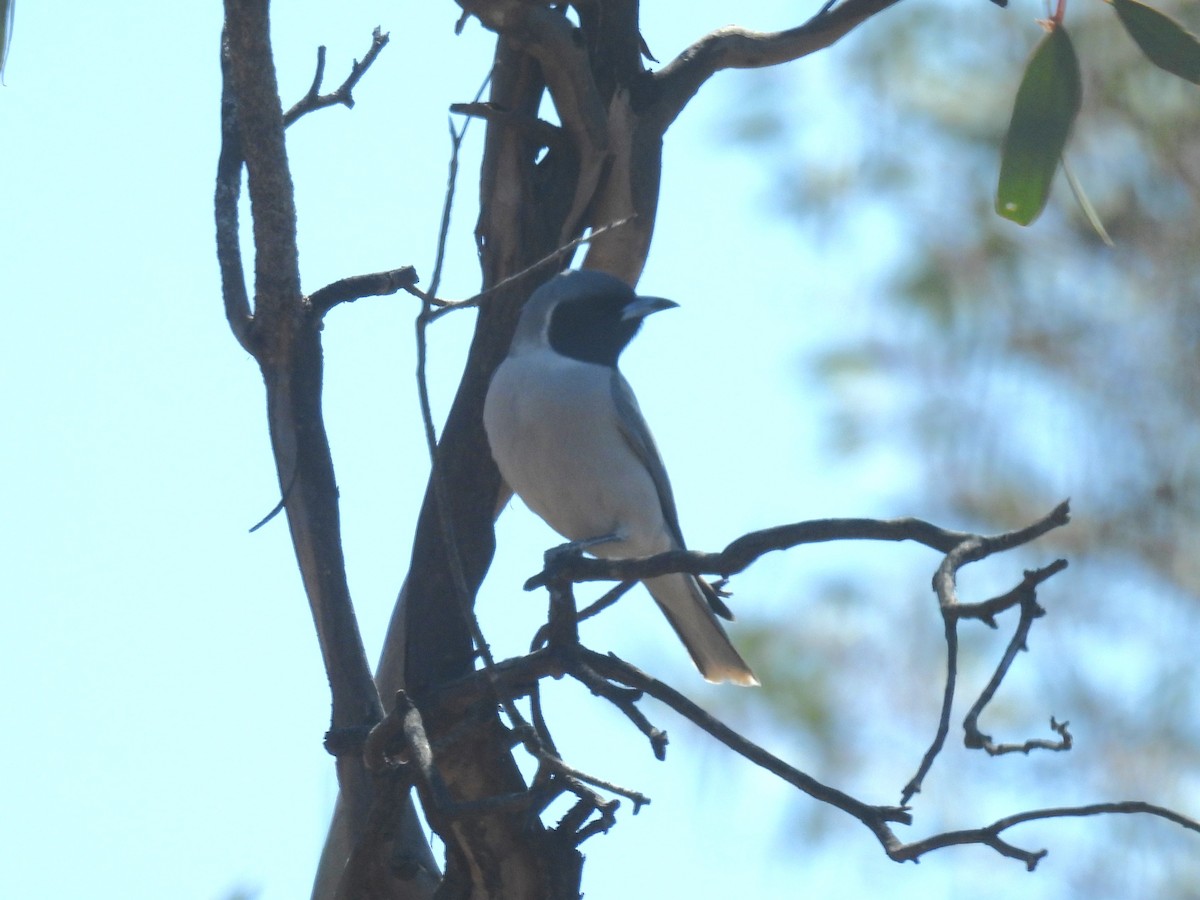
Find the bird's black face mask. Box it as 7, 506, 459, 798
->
547, 290, 642, 368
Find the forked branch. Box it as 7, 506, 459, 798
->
284, 27, 391, 126
485, 500, 1199, 868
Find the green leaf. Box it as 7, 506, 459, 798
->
995, 26, 1082, 226
1113, 0, 1200, 84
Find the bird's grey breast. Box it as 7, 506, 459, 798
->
485, 348, 669, 553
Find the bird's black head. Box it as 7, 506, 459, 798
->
544, 270, 677, 368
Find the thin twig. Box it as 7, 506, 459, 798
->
538, 574, 668, 759
428, 117, 464, 304
962, 563, 1073, 755
578, 648, 909, 828
429, 604, 1200, 869
576, 580, 638, 625
903, 555, 1070, 804
417, 216, 636, 319
530, 743, 651, 810
247, 463, 299, 533
578, 640, 1200, 869
413, 307, 507, 689
569, 656, 668, 761
449, 101, 562, 149
553, 784, 621, 846
889, 801, 1200, 868
283, 27, 390, 127
427, 72, 491, 301
528, 683, 559, 757
529, 580, 636, 651
902, 614, 959, 805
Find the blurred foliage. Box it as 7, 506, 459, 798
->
722, 0, 1200, 894
1113, 0, 1200, 84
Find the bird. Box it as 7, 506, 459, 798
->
483, 268, 759, 686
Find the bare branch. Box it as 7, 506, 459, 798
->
418, 216, 636, 320
573, 659, 669, 760
427, 490, 1200, 874
525, 502, 1072, 589
553, 783, 620, 847
458, 2, 608, 152
459, 2, 632, 256
523, 503, 1080, 825
961, 564, 1073, 756
989, 801, 1200, 841
283, 27, 390, 127
529, 580, 637, 652
221, 0, 382, 739
531, 742, 651, 811
890, 802, 1200, 869
216, 35, 255, 353
216, 26, 394, 349
434, 617, 1200, 871
899, 513, 1072, 802
449, 101, 563, 149
370, 686, 649, 838
308, 265, 419, 316
414, 284, 511, 697
576, 647, 912, 832
428, 70, 490, 301
953, 559, 1065, 626
652, 0, 907, 130
902, 560, 1070, 803
411, 206, 576, 872
541, 574, 668, 758
902, 612, 960, 805
218, 13, 435, 893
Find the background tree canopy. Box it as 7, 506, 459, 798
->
721, 0, 1200, 895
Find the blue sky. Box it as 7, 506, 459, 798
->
4, 2, 1194, 898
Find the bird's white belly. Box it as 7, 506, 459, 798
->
484, 352, 670, 558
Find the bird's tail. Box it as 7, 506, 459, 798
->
643, 573, 759, 686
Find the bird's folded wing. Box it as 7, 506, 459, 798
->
609, 370, 688, 550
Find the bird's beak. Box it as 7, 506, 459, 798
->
621, 295, 679, 321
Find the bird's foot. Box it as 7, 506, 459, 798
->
543, 532, 621, 568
